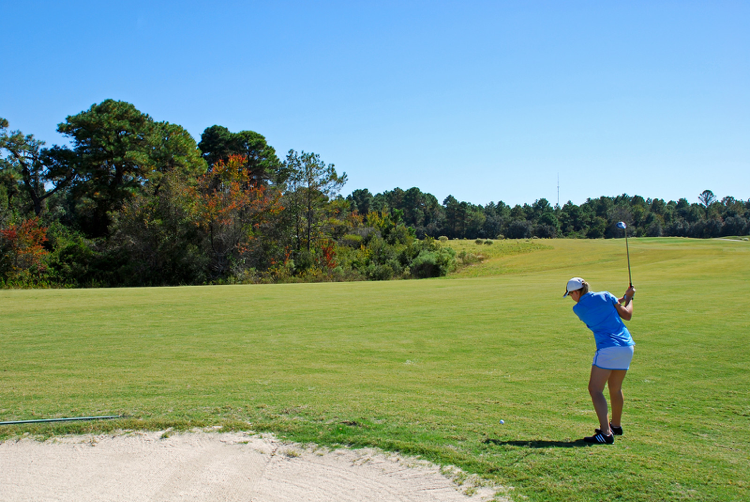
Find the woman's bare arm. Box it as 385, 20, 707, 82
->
616, 286, 636, 321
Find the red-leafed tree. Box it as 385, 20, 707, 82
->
192, 155, 283, 279
320, 238, 336, 269
0, 217, 49, 283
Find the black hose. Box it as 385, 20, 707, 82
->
0, 415, 122, 426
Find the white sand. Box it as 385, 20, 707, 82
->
0, 431, 507, 502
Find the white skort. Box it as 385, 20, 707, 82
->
592, 345, 635, 370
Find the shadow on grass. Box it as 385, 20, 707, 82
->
483, 438, 590, 448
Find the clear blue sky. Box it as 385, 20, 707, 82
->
2, 1, 748, 207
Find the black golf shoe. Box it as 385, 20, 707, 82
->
584, 432, 615, 444
596, 423, 623, 436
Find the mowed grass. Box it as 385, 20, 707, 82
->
1, 237, 749, 501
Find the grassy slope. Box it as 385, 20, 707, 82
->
1, 238, 748, 501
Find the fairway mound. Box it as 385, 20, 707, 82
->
0, 430, 504, 501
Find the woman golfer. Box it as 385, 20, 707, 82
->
564, 277, 636, 444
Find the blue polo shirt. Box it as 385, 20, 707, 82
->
572, 291, 635, 350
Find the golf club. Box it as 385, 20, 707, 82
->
617, 221, 633, 293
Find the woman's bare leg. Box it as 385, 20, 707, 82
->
607, 370, 628, 427
588, 365, 612, 435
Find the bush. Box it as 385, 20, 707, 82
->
458, 251, 480, 265
438, 236, 448, 242
341, 234, 363, 248
496, 234, 505, 240
484, 240, 493, 245
475, 239, 484, 245
385, 224, 414, 246
325, 265, 364, 282
366, 263, 395, 281
410, 247, 456, 278
46, 228, 100, 286
294, 250, 315, 273
411, 252, 440, 278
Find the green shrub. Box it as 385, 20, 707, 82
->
475, 239, 484, 245
385, 224, 414, 246
410, 247, 456, 278
341, 234, 363, 248
438, 236, 448, 242
484, 240, 493, 245
294, 250, 315, 273
367, 263, 395, 281
411, 252, 440, 278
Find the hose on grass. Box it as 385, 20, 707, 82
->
0, 415, 122, 426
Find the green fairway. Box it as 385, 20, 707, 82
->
1, 238, 748, 501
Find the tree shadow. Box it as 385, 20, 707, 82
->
482, 438, 590, 448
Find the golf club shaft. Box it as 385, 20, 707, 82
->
625, 232, 632, 287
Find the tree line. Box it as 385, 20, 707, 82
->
1, 100, 747, 287
0, 100, 455, 287
349, 187, 750, 240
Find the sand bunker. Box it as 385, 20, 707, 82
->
0, 431, 506, 501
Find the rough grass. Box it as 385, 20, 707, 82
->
1, 237, 748, 501
444, 238, 551, 277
